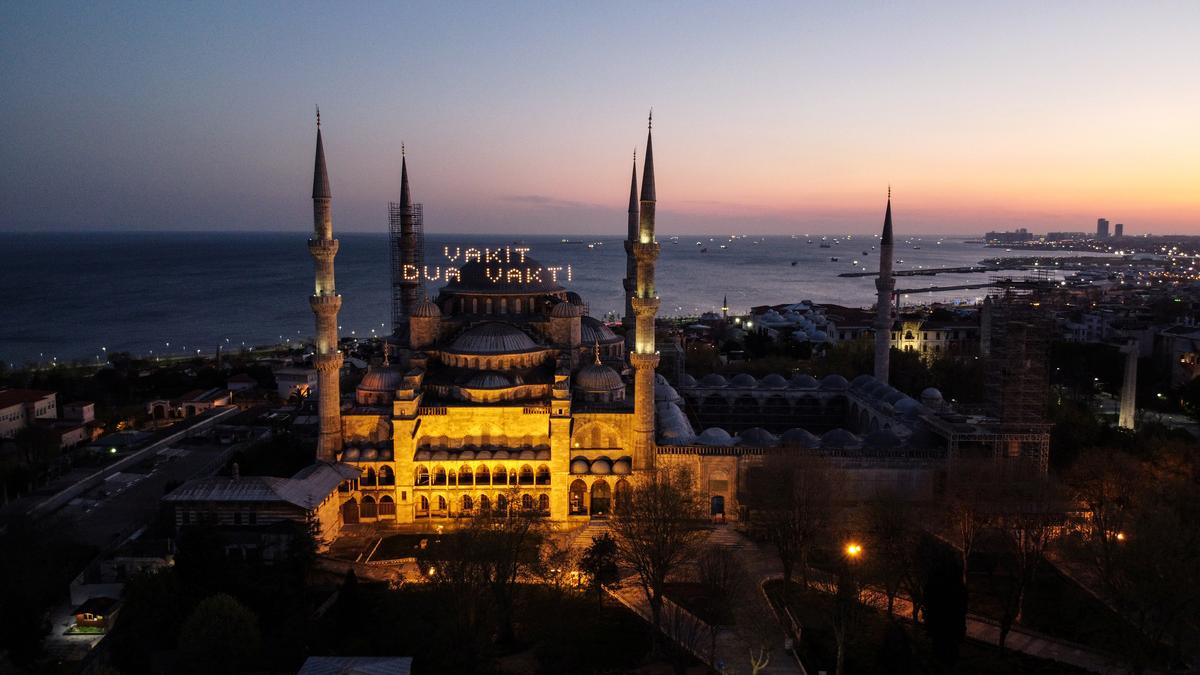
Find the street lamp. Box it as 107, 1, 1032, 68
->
845, 542, 863, 559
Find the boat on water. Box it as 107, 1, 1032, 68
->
830, 256, 839, 262
700, 247, 708, 253
862, 250, 869, 255
791, 260, 798, 266
819, 243, 831, 249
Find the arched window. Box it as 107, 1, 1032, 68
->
419, 496, 429, 511
462, 494, 473, 512
615, 478, 632, 514
476, 465, 490, 485
538, 493, 550, 513
361, 495, 377, 518
378, 466, 395, 486
459, 465, 473, 486
479, 494, 491, 511
569, 479, 587, 516
521, 493, 534, 510
436, 495, 447, 511
518, 465, 534, 485
535, 465, 551, 485
433, 467, 447, 485
379, 494, 395, 517
448, 469, 457, 486
363, 468, 377, 487
415, 466, 430, 486
496, 494, 508, 512
590, 480, 612, 516
493, 466, 508, 486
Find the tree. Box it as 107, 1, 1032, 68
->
1069, 448, 1140, 583
863, 491, 918, 617
944, 459, 995, 585
922, 552, 967, 669
994, 475, 1063, 649
832, 552, 865, 675
876, 620, 914, 675
747, 454, 839, 589
109, 568, 186, 674
579, 532, 620, 605
178, 593, 262, 675
610, 464, 708, 653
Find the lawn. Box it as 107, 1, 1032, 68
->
370, 533, 444, 561
766, 580, 1093, 675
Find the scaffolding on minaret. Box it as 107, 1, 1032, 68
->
389, 202, 424, 335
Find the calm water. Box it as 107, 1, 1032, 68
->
0, 231, 1075, 365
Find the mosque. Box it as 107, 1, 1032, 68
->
302, 115, 1033, 529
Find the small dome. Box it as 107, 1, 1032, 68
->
412, 298, 442, 317
655, 381, 682, 404
342, 447, 361, 461
358, 365, 403, 394
760, 373, 788, 388
850, 374, 874, 390
465, 371, 513, 389
362, 447, 379, 461
679, 373, 698, 387
780, 428, 821, 448
378, 448, 393, 461
737, 427, 778, 447
458, 449, 476, 461
591, 458, 612, 474
821, 428, 861, 448
699, 373, 728, 387
450, 322, 539, 354
535, 448, 551, 460
576, 362, 624, 392
790, 374, 820, 389
570, 457, 589, 474
882, 390, 906, 405
921, 387, 944, 401
730, 373, 758, 388
414, 449, 431, 461
581, 316, 621, 344
493, 449, 511, 460
696, 427, 735, 446
820, 374, 850, 390
894, 397, 921, 416
519, 449, 536, 460
550, 301, 582, 318
432, 449, 448, 461
566, 291, 585, 305
612, 457, 632, 475
475, 449, 493, 460
655, 373, 669, 385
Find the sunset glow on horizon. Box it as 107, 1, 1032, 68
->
2, 2, 1197, 235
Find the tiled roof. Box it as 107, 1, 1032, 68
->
164, 462, 359, 510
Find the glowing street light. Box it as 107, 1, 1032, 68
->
845, 542, 863, 558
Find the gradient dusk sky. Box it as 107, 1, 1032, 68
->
2, 2, 1197, 235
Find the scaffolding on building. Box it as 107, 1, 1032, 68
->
388, 202, 424, 336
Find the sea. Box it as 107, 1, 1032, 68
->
0, 231, 1086, 366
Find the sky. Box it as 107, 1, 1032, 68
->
2, 1, 1198, 236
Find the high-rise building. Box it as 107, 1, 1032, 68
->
1114, 222, 1124, 237
1096, 218, 1110, 239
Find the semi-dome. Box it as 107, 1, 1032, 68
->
449, 322, 539, 354
730, 373, 758, 388
575, 362, 624, 392
789, 374, 819, 389
819, 374, 850, 390
737, 427, 778, 447
699, 373, 728, 387
411, 298, 442, 317
581, 316, 621, 344
695, 427, 735, 446
550, 301, 582, 318
443, 257, 565, 294
780, 428, 821, 448
570, 457, 590, 474
821, 428, 861, 448
465, 371, 513, 389
760, 373, 788, 388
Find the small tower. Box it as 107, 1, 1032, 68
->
630, 112, 661, 471
398, 149, 420, 324
722, 294, 729, 319
874, 188, 895, 384
308, 109, 343, 461
1119, 339, 1138, 430
622, 149, 639, 353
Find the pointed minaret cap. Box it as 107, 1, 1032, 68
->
312, 106, 331, 199
399, 144, 412, 209
628, 148, 639, 214
881, 186, 893, 246
640, 110, 655, 202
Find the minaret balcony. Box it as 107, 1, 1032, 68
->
629, 351, 660, 369
631, 296, 660, 315
310, 294, 343, 313
314, 352, 344, 371
308, 238, 340, 259
631, 242, 660, 260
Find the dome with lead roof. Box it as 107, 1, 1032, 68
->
550, 301, 582, 318
699, 373, 728, 387
465, 371, 514, 389
730, 373, 758, 388
696, 427, 735, 446
412, 298, 442, 317
760, 373, 788, 388
820, 374, 850, 390
581, 316, 621, 344
821, 428, 861, 448
780, 428, 821, 448
790, 374, 819, 389
449, 322, 539, 354
737, 427, 778, 447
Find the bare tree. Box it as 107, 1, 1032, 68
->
994, 475, 1063, 649
945, 459, 996, 585
863, 490, 918, 617
747, 453, 840, 589
610, 464, 708, 653
1069, 448, 1140, 584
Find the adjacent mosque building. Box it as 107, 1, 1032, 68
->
303, 115, 1042, 530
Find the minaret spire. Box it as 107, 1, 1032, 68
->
622, 146, 641, 353
874, 188, 896, 384
307, 112, 343, 461
630, 112, 662, 471
396, 145, 420, 330
640, 111, 656, 204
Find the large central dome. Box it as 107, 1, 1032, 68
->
443, 257, 566, 294
448, 322, 541, 354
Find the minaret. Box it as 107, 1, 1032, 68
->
308, 109, 343, 461
622, 149, 639, 353
398, 146, 420, 322
722, 294, 729, 319
630, 112, 661, 471
874, 188, 895, 384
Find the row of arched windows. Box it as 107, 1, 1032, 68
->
414, 464, 550, 487
360, 466, 396, 487
415, 492, 550, 516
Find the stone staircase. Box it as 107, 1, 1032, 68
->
705, 525, 748, 550
569, 519, 612, 551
